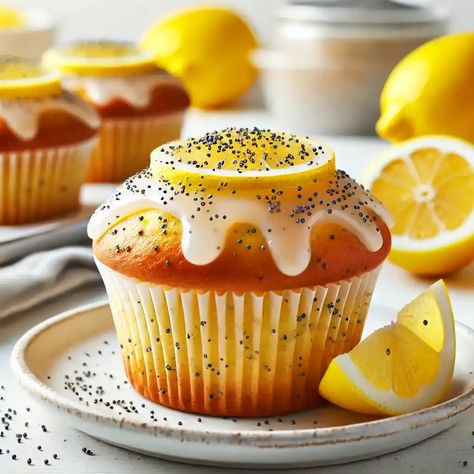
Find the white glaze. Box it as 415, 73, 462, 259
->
88, 136, 392, 277
62, 73, 182, 108
0, 90, 100, 140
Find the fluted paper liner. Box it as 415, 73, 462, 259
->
0, 139, 95, 225
87, 111, 185, 183
97, 259, 381, 417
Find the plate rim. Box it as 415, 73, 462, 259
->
10, 301, 474, 447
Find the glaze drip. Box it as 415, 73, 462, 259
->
88, 128, 392, 276
0, 90, 100, 140
62, 73, 182, 108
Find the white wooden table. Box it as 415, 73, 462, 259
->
1, 109, 473, 473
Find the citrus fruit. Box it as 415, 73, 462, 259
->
140, 7, 258, 109
0, 57, 60, 99
361, 136, 474, 275
0, 6, 24, 29
319, 280, 455, 416
151, 127, 335, 191
376, 32, 474, 143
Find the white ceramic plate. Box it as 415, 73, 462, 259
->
10, 302, 474, 469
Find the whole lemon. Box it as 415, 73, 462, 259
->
377, 32, 474, 143
141, 7, 258, 109
0, 6, 24, 29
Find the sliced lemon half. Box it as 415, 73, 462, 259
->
319, 280, 456, 416
150, 127, 335, 192
361, 136, 474, 275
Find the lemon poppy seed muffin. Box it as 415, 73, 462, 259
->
43, 40, 190, 183
89, 128, 392, 417
0, 56, 99, 224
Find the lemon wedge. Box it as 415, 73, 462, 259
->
319, 280, 455, 416
376, 32, 474, 143
361, 136, 474, 275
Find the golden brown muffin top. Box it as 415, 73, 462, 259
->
90, 128, 392, 290
0, 56, 99, 151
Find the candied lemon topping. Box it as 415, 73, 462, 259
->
362, 136, 474, 275
43, 40, 157, 77
319, 280, 455, 415
88, 128, 391, 276
0, 56, 61, 99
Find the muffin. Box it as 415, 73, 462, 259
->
89, 128, 392, 417
43, 40, 190, 183
0, 56, 99, 225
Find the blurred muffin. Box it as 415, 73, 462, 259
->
0, 56, 99, 225
43, 40, 190, 183
89, 128, 392, 417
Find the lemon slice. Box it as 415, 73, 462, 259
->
43, 41, 156, 77
0, 56, 61, 99
361, 136, 474, 275
319, 280, 455, 416
150, 127, 335, 192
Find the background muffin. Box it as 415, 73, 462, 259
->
43, 40, 190, 183
0, 56, 99, 225
89, 128, 392, 417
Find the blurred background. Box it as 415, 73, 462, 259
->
1, 0, 472, 136
7, 0, 474, 42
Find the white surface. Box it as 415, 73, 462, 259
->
10, 301, 474, 468
0, 109, 473, 473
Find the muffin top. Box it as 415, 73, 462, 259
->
90, 128, 392, 291
0, 56, 99, 151
43, 41, 190, 119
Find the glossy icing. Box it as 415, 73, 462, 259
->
88, 128, 392, 276
0, 90, 100, 140
62, 73, 182, 108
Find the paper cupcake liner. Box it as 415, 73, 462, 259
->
0, 139, 95, 225
96, 259, 381, 417
87, 111, 185, 183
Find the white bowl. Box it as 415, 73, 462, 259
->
0, 9, 55, 59
254, 50, 385, 136
254, 3, 449, 136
